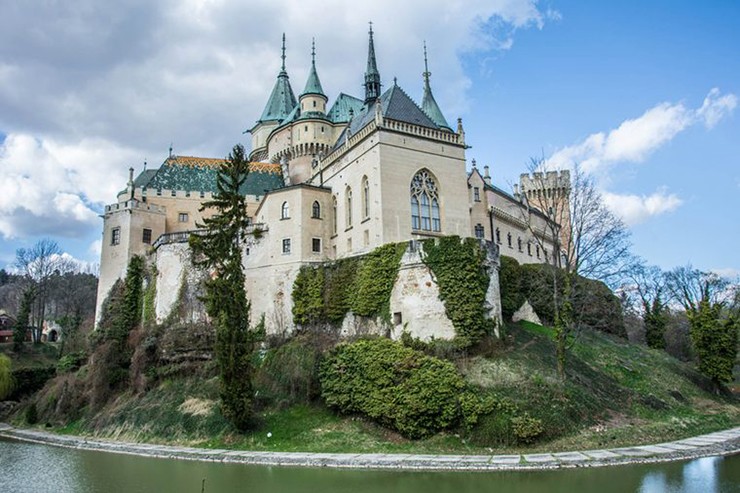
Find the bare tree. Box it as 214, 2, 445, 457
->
518, 160, 633, 380
15, 239, 75, 343
623, 262, 669, 349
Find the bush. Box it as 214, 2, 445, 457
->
511, 413, 544, 444
57, 352, 87, 374
9, 366, 56, 401
320, 338, 478, 438
255, 336, 322, 407
0, 354, 13, 400
25, 402, 38, 424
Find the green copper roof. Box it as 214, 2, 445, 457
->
301, 39, 325, 97
258, 34, 297, 123
326, 93, 364, 123
141, 156, 284, 196
421, 43, 451, 130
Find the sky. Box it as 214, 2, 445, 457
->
0, 0, 738, 278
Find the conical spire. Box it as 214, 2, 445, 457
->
420, 42, 450, 129
258, 33, 298, 122
302, 38, 325, 97
364, 22, 381, 104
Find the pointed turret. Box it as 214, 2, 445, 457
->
258, 33, 297, 123
420, 42, 451, 130
302, 38, 325, 97
364, 23, 381, 104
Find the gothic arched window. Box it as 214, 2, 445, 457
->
362, 176, 370, 219
312, 200, 321, 219
281, 201, 290, 219
410, 169, 441, 232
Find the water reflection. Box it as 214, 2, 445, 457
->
0, 438, 737, 493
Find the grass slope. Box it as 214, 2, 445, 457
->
33, 323, 740, 454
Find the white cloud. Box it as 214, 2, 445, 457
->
0, 133, 139, 238
711, 267, 740, 280
0, 0, 550, 244
548, 88, 737, 174
602, 189, 683, 226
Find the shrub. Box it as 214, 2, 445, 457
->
511, 413, 544, 444
0, 354, 13, 400
9, 366, 56, 401
320, 338, 478, 438
57, 352, 87, 374
255, 336, 322, 406
25, 401, 38, 424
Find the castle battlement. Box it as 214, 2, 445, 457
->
104, 199, 166, 215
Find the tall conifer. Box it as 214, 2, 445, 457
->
190, 143, 254, 430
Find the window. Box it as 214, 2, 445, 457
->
362, 176, 370, 219
495, 228, 501, 244
282, 238, 291, 254
312, 100, 316, 108
474, 187, 480, 202
171, 190, 176, 197
178, 212, 188, 223
517, 237, 523, 251
536, 245, 541, 258
111, 227, 121, 246
142, 228, 152, 244
332, 196, 338, 234
347, 238, 352, 252
410, 169, 441, 232
312, 201, 321, 219
507, 232, 512, 248
346, 187, 353, 227
281, 201, 290, 219
200, 191, 205, 198
393, 312, 402, 325
474, 224, 484, 239
312, 238, 321, 253
156, 189, 162, 196
527, 242, 532, 256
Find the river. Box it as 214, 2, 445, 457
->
0, 438, 737, 492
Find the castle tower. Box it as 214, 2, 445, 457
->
249, 34, 297, 161
364, 23, 381, 104
420, 43, 451, 130
519, 170, 571, 263
299, 39, 327, 115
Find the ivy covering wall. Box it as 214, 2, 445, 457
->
421, 236, 494, 347
292, 243, 407, 326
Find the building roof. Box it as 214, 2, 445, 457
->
301, 40, 325, 97
421, 44, 451, 130
258, 34, 297, 123
135, 156, 284, 196
326, 93, 364, 123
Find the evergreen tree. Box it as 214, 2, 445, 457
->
14, 286, 36, 351
687, 300, 737, 387
190, 143, 255, 431
644, 294, 668, 349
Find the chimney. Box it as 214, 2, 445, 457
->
483, 164, 491, 185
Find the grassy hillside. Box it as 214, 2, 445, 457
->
20, 321, 738, 454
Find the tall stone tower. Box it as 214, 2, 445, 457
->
519, 170, 571, 263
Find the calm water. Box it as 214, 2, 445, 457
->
0, 438, 738, 493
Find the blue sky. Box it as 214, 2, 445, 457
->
0, 1, 737, 277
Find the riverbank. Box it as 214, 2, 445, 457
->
1, 422, 737, 471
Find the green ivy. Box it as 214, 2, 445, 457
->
142, 265, 157, 328
292, 243, 405, 326
421, 236, 493, 347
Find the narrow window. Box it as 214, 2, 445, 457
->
178, 212, 188, 223
312, 201, 321, 219
171, 190, 176, 197
474, 224, 484, 239
332, 196, 338, 234
507, 233, 512, 248
313, 100, 316, 108
495, 228, 501, 244
282, 238, 291, 254
474, 187, 480, 202
281, 201, 290, 219
362, 176, 370, 219
346, 187, 353, 227
111, 227, 121, 246
536, 245, 541, 258
142, 228, 152, 244
527, 242, 532, 256
312, 238, 321, 253
156, 189, 162, 196
518, 237, 523, 251
199, 190, 205, 198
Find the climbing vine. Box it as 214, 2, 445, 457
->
142, 265, 158, 328
421, 236, 493, 347
292, 243, 406, 326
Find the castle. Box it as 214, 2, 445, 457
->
96, 28, 568, 340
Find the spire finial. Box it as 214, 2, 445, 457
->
168, 143, 173, 158
364, 21, 381, 104
311, 37, 316, 64
423, 41, 431, 86
281, 33, 287, 72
